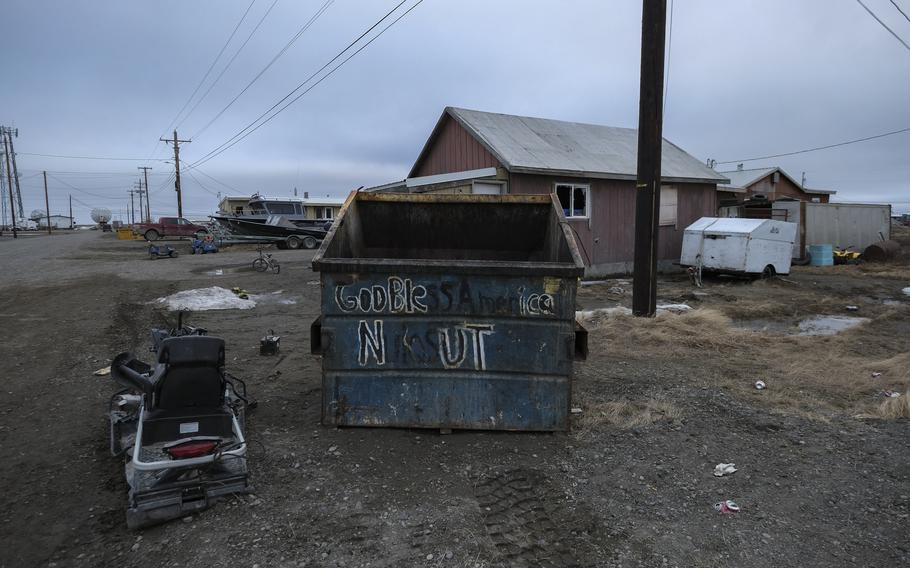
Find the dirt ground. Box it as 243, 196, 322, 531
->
0, 229, 908, 568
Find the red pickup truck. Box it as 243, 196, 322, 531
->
136, 217, 209, 241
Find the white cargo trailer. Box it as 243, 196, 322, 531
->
680, 217, 797, 277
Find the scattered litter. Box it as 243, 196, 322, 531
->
754, 380, 766, 390
156, 286, 256, 311
570, 407, 583, 415
260, 329, 281, 356
880, 390, 902, 398
797, 315, 869, 336
845, 305, 859, 312
714, 500, 740, 513
93, 366, 111, 376
871, 372, 882, 378
278, 299, 297, 305
205, 268, 224, 276
714, 463, 738, 477
231, 287, 250, 300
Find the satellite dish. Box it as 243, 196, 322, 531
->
30, 209, 44, 221
91, 208, 112, 224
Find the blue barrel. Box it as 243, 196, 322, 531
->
311, 192, 587, 431
809, 244, 833, 266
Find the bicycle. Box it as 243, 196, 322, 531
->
252, 246, 280, 274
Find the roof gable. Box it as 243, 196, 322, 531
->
410, 107, 728, 183
718, 166, 836, 195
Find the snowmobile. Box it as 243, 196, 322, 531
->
108, 317, 252, 528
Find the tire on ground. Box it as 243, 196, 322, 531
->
286, 236, 301, 250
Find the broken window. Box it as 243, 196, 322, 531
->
555, 183, 589, 218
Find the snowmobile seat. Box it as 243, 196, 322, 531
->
153, 336, 226, 410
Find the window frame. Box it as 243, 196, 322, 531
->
554, 182, 590, 219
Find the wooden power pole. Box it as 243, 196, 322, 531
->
160, 131, 190, 218
632, 0, 668, 317
69, 194, 73, 229
43, 170, 51, 234
138, 166, 152, 221
2, 134, 16, 238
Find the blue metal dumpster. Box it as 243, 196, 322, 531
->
311, 192, 586, 431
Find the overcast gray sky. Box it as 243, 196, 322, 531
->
1, 0, 909, 223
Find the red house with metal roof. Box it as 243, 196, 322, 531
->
389, 106, 729, 276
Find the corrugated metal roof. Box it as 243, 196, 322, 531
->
445, 107, 729, 184
717, 166, 838, 196
717, 167, 778, 188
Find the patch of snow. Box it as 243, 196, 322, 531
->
902, 287, 910, 296
156, 286, 255, 311
576, 307, 632, 321
575, 303, 691, 321
797, 315, 868, 336
657, 303, 692, 313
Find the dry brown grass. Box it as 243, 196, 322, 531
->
870, 395, 910, 419
580, 304, 910, 421
587, 308, 748, 356
574, 397, 682, 431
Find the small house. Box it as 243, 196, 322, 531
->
716, 166, 835, 205
374, 107, 729, 276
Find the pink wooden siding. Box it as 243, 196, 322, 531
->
412, 116, 501, 177
743, 173, 830, 204
510, 173, 716, 264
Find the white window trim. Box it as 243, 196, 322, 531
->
554, 182, 590, 219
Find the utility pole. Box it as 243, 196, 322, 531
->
129, 189, 136, 225
69, 194, 73, 229
138, 166, 152, 221
2, 127, 24, 219
0, 146, 7, 230
632, 0, 667, 317
2, 133, 16, 238
160, 131, 190, 218
43, 171, 52, 234
134, 182, 144, 223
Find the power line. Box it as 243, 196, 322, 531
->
17, 152, 168, 162
183, 168, 221, 197
165, 0, 258, 133
855, 0, 910, 52
46, 173, 131, 199
191, 0, 335, 139
189, 0, 422, 169
890, 0, 910, 23
192, 166, 242, 193
175, 0, 281, 131
716, 125, 910, 164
